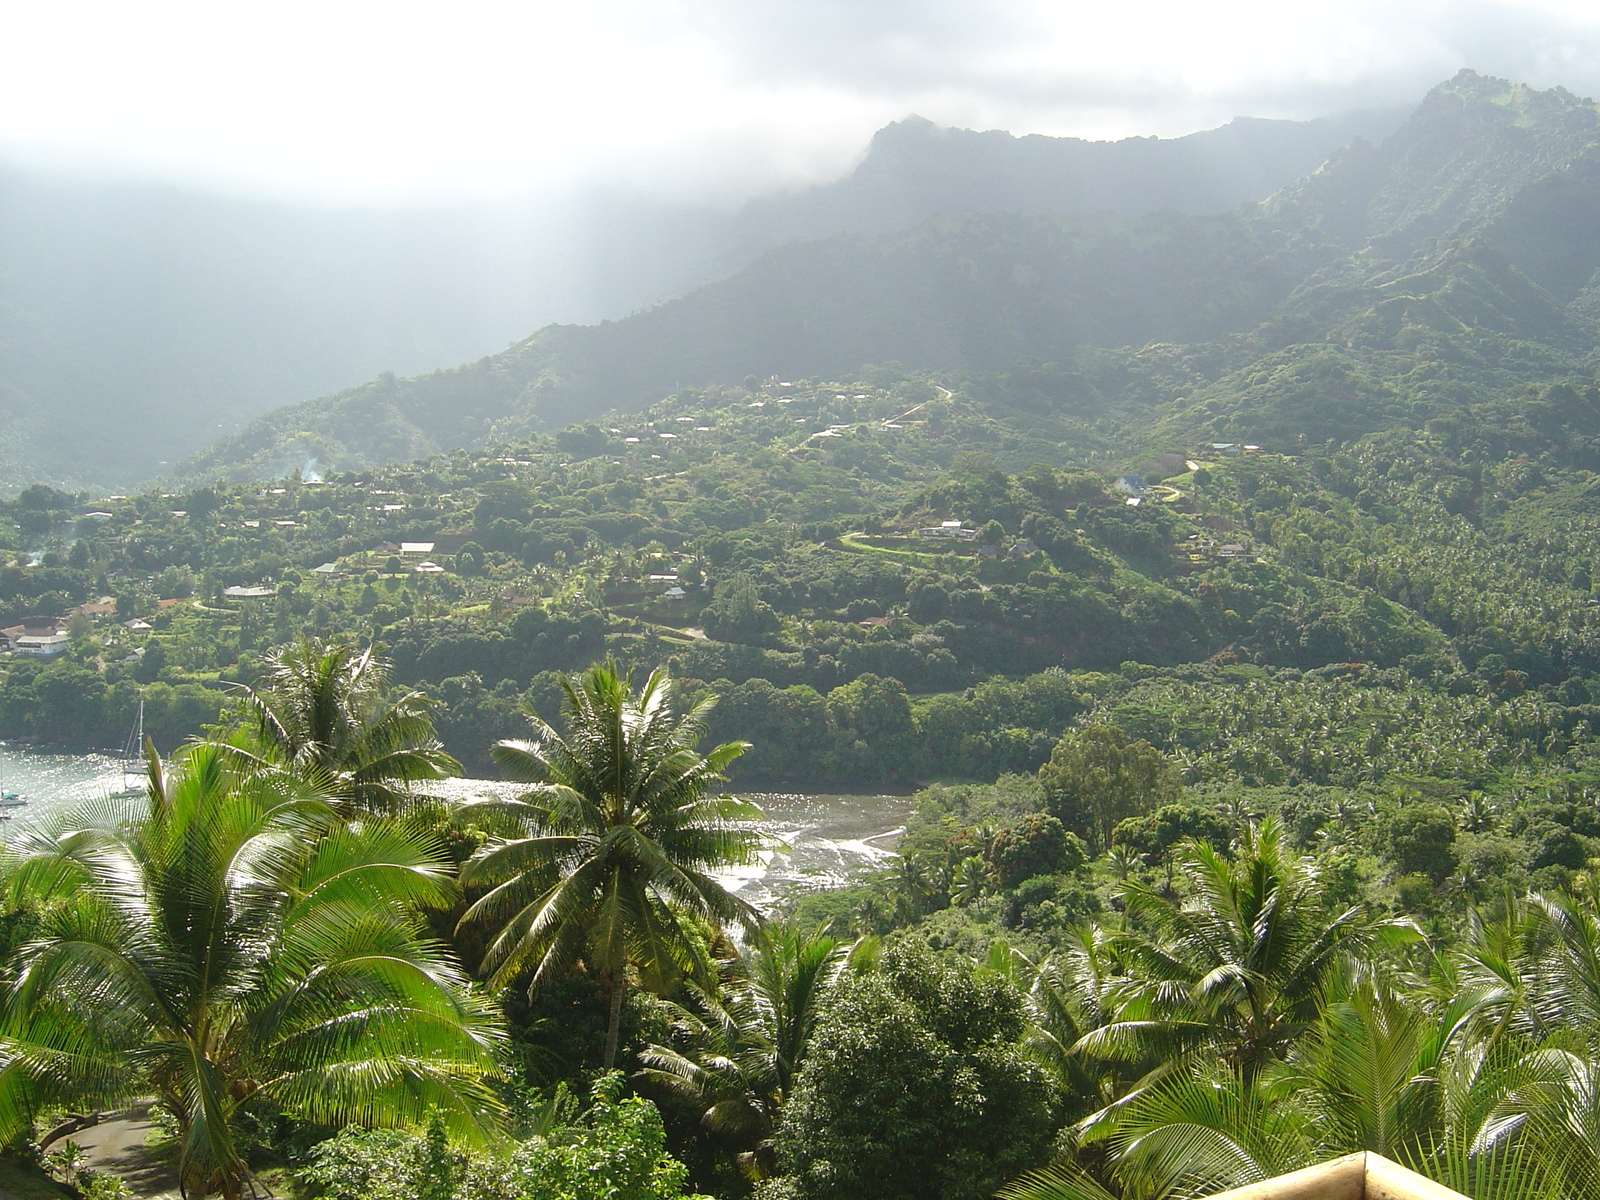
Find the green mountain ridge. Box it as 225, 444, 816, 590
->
172, 72, 1600, 486
0, 107, 1392, 494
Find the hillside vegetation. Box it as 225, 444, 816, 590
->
0, 108, 1381, 492
176, 72, 1600, 483
16, 69, 1600, 1200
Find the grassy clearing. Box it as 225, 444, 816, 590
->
0, 1158, 72, 1200
835, 535, 962, 569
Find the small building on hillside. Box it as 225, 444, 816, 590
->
1115, 474, 1145, 496
1008, 539, 1039, 558
916, 521, 979, 541
400, 542, 435, 557
1, 617, 66, 654
223, 586, 275, 600
14, 632, 69, 657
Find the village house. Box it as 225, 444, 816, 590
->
916, 520, 979, 541
1, 617, 71, 656
70, 599, 117, 621
14, 632, 70, 657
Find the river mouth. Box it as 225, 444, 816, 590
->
2, 754, 910, 912
436, 781, 913, 912
712, 792, 914, 912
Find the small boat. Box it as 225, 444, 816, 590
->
121, 700, 145, 790
0, 792, 26, 808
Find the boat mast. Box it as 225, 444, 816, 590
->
122, 699, 145, 788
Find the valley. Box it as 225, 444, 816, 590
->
11, 63, 1600, 1200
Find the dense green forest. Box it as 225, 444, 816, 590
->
16, 64, 1600, 1200
8, 356, 1600, 1193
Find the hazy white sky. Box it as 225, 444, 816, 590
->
5, 0, 1600, 206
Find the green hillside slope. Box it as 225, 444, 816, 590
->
174, 71, 1600, 485
1, 108, 1389, 493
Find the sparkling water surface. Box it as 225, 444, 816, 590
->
7, 758, 908, 909
0, 744, 135, 833
437, 778, 912, 911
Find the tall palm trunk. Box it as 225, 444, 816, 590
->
604, 975, 627, 1070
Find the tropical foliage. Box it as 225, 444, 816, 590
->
19, 66, 1600, 1200
302, 1074, 710, 1200
224, 634, 459, 813
634, 925, 866, 1178
0, 741, 502, 1199
459, 662, 761, 1068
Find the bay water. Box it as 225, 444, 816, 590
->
0, 745, 911, 909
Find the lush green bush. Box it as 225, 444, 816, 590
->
300, 1078, 708, 1200
766, 944, 1055, 1200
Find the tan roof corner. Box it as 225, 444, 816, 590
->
1202, 1154, 1468, 1200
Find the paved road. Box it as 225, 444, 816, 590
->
60, 1108, 178, 1200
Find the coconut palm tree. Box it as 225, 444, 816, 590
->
987, 929, 1130, 1116
635, 923, 864, 1170
1003, 968, 1567, 1200
1078, 819, 1420, 1082
0, 741, 503, 1200
1437, 880, 1600, 1199
458, 661, 760, 1069
226, 635, 458, 815
951, 855, 990, 906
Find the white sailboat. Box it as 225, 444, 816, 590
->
121, 699, 145, 790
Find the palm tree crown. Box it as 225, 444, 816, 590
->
0, 742, 503, 1200
1080, 819, 1419, 1082
634, 923, 864, 1177
228, 635, 459, 814
459, 661, 761, 1068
